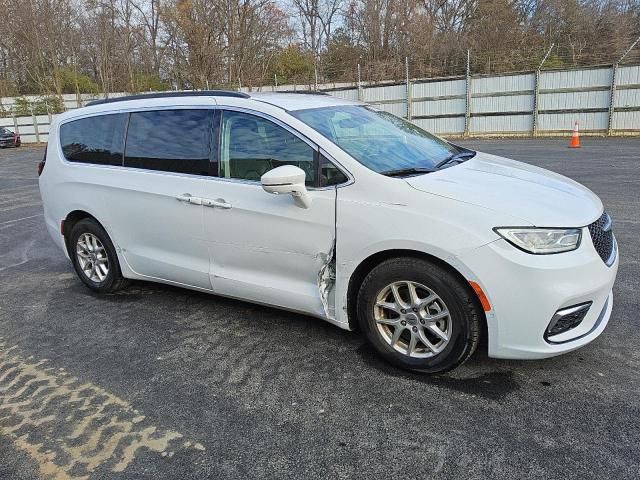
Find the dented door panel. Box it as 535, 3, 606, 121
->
204, 180, 336, 318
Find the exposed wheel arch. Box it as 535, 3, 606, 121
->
62, 210, 102, 256
346, 249, 487, 340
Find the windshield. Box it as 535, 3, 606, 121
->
290, 105, 463, 173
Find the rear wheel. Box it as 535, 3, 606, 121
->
69, 218, 129, 293
357, 257, 481, 373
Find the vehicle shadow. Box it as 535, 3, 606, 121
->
355, 342, 521, 401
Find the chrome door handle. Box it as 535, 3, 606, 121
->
203, 198, 232, 209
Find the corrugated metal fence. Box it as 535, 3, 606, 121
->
327, 64, 640, 136
2, 65, 639, 144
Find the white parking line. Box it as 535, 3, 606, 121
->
0, 214, 43, 226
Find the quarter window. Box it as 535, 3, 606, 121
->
60, 113, 127, 166
124, 109, 213, 175
220, 110, 316, 186
320, 154, 348, 186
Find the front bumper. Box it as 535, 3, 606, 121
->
457, 229, 618, 359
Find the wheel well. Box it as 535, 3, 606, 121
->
346, 249, 488, 341
62, 210, 99, 253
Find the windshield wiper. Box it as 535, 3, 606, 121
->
434, 150, 476, 170
379, 167, 436, 177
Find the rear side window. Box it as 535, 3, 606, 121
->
124, 109, 213, 175
60, 114, 127, 166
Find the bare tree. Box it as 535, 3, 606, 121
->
0, 0, 638, 94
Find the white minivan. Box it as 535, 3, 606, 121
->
39, 91, 618, 373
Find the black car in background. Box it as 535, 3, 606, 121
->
0, 127, 21, 147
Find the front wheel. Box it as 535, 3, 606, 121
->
357, 257, 481, 374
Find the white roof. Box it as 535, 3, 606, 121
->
248, 92, 362, 111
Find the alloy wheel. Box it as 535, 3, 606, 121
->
373, 280, 452, 358
76, 233, 110, 283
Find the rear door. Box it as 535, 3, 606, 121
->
105, 108, 218, 290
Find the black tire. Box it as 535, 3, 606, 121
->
357, 257, 481, 374
68, 218, 130, 293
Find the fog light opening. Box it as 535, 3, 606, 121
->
545, 302, 592, 341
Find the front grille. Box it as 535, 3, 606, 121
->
588, 212, 614, 265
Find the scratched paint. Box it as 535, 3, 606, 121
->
0, 340, 204, 479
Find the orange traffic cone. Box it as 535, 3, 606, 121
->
569, 121, 581, 148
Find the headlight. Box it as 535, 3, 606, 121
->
494, 227, 582, 254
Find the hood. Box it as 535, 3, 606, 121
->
406, 152, 602, 227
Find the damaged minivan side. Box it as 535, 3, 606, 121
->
39, 91, 618, 373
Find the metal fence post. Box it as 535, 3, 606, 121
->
607, 63, 618, 135
464, 50, 471, 137
12, 113, 18, 135
31, 106, 40, 144
357, 64, 363, 101
533, 44, 554, 136
405, 57, 412, 121
532, 69, 541, 136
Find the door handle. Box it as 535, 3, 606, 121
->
203, 198, 232, 209
176, 193, 203, 205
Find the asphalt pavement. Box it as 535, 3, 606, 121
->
0, 137, 639, 479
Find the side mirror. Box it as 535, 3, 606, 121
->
261, 165, 312, 209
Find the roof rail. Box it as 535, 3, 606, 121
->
275, 90, 329, 95
85, 90, 250, 106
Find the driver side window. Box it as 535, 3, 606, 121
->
220, 110, 316, 186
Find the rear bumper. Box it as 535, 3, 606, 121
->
457, 230, 618, 360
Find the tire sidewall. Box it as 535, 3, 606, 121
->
69, 219, 120, 292
357, 259, 476, 373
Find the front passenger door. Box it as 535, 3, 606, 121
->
204, 110, 338, 318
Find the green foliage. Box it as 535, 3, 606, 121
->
13, 97, 31, 117
55, 68, 100, 94
268, 45, 314, 85
37, 96, 65, 114
12, 96, 64, 117
322, 29, 362, 81
130, 73, 171, 93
